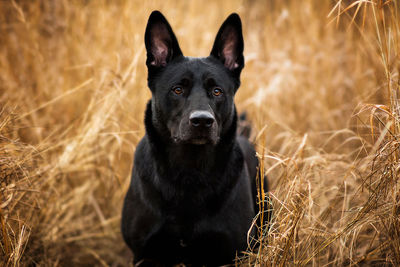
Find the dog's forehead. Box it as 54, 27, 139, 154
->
160, 57, 233, 86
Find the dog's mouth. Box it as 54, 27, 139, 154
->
173, 134, 218, 146
188, 137, 210, 145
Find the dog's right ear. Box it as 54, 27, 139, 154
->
145, 11, 183, 69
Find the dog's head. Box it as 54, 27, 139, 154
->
145, 11, 244, 146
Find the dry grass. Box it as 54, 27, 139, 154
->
0, 0, 399, 266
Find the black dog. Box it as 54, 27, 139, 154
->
122, 11, 266, 266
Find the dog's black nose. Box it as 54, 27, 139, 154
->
189, 111, 215, 128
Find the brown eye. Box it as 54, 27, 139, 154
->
172, 86, 183, 95
212, 87, 223, 96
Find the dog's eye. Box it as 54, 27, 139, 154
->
212, 87, 223, 96
172, 86, 183, 95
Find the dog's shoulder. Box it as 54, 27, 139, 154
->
236, 136, 257, 169
134, 136, 150, 160
131, 135, 155, 179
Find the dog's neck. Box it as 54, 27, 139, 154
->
144, 100, 238, 173
143, 100, 244, 213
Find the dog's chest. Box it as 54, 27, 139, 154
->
157, 170, 233, 217
146, 215, 235, 259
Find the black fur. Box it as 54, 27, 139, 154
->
121, 11, 267, 266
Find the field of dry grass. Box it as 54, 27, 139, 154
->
0, 0, 399, 266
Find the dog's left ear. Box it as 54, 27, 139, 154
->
210, 13, 244, 77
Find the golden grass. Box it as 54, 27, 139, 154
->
0, 0, 399, 266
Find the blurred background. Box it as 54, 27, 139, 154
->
0, 0, 399, 266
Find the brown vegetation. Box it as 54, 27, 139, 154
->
0, 0, 399, 266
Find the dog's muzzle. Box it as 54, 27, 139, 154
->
177, 110, 218, 145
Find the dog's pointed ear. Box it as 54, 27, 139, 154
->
210, 13, 244, 76
145, 11, 183, 68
